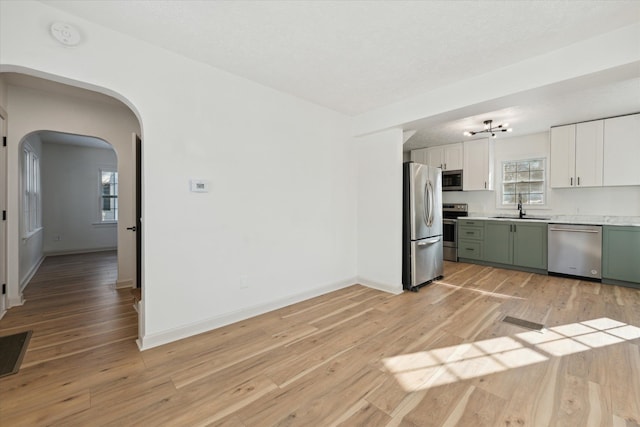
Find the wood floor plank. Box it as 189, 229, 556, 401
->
1, 252, 638, 425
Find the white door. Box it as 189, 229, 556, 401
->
0, 115, 6, 314
443, 143, 463, 170
575, 120, 603, 187
410, 147, 428, 165
426, 146, 443, 169
550, 124, 576, 188
603, 114, 640, 186
463, 138, 491, 191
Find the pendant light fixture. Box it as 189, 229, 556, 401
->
463, 120, 513, 138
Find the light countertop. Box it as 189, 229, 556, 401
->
463, 214, 640, 227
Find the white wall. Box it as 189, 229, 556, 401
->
0, 75, 7, 108
0, 1, 358, 348
41, 142, 118, 255
356, 128, 403, 294
442, 131, 640, 216
18, 133, 43, 288
5, 81, 140, 297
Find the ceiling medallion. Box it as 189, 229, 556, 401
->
50, 22, 82, 47
463, 120, 513, 138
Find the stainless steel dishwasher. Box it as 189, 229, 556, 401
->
548, 224, 602, 279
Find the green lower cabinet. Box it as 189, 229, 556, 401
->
484, 222, 512, 264
512, 223, 548, 270
602, 226, 640, 284
483, 221, 547, 270
458, 239, 483, 260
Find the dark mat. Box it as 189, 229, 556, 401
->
0, 330, 32, 378
502, 316, 544, 331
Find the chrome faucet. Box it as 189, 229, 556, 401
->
517, 193, 526, 218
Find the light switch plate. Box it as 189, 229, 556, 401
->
190, 179, 210, 193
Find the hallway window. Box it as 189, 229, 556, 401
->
100, 170, 118, 222
23, 144, 41, 235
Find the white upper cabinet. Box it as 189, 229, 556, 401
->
575, 120, 604, 187
550, 121, 603, 188
463, 138, 493, 191
411, 143, 463, 170
410, 147, 428, 164
603, 113, 640, 186
426, 143, 463, 170
550, 124, 576, 188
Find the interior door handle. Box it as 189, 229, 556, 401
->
126, 226, 137, 231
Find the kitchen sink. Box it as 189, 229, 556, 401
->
491, 216, 550, 220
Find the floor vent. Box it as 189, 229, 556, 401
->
502, 316, 544, 331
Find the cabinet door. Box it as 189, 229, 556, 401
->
463, 138, 492, 191
458, 240, 483, 260
410, 148, 428, 164
603, 114, 640, 186
575, 120, 603, 187
443, 143, 463, 170
602, 226, 640, 284
483, 222, 512, 265
550, 124, 576, 188
512, 223, 547, 270
425, 146, 444, 168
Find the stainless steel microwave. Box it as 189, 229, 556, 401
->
442, 170, 463, 191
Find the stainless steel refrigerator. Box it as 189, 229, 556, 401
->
402, 162, 444, 291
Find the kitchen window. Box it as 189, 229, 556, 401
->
23, 144, 41, 235
502, 158, 545, 205
100, 169, 118, 222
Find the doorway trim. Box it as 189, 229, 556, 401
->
0, 68, 144, 343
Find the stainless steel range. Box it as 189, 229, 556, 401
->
443, 203, 468, 262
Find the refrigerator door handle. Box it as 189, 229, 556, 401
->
424, 180, 434, 227
417, 236, 441, 246
427, 180, 435, 227
423, 180, 430, 227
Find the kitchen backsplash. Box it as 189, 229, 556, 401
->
443, 185, 640, 217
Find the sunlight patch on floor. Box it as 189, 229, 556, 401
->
383, 317, 640, 392
436, 282, 527, 300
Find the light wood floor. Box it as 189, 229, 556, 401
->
1, 252, 639, 426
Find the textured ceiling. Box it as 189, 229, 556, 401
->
29, 1, 640, 151
37, 130, 113, 150
403, 65, 640, 150
42, 0, 640, 116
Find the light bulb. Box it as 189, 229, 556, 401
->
463, 131, 471, 136
507, 128, 513, 132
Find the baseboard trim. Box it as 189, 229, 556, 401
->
8, 295, 26, 307
116, 279, 134, 289
357, 277, 403, 295
138, 278, 356, 351
44, 247, 117, 257
20, 255, 46, 292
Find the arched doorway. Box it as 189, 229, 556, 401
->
0, 71, 143, 341
17, 131, 119, 287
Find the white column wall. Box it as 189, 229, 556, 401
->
356, 128, 403, 294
